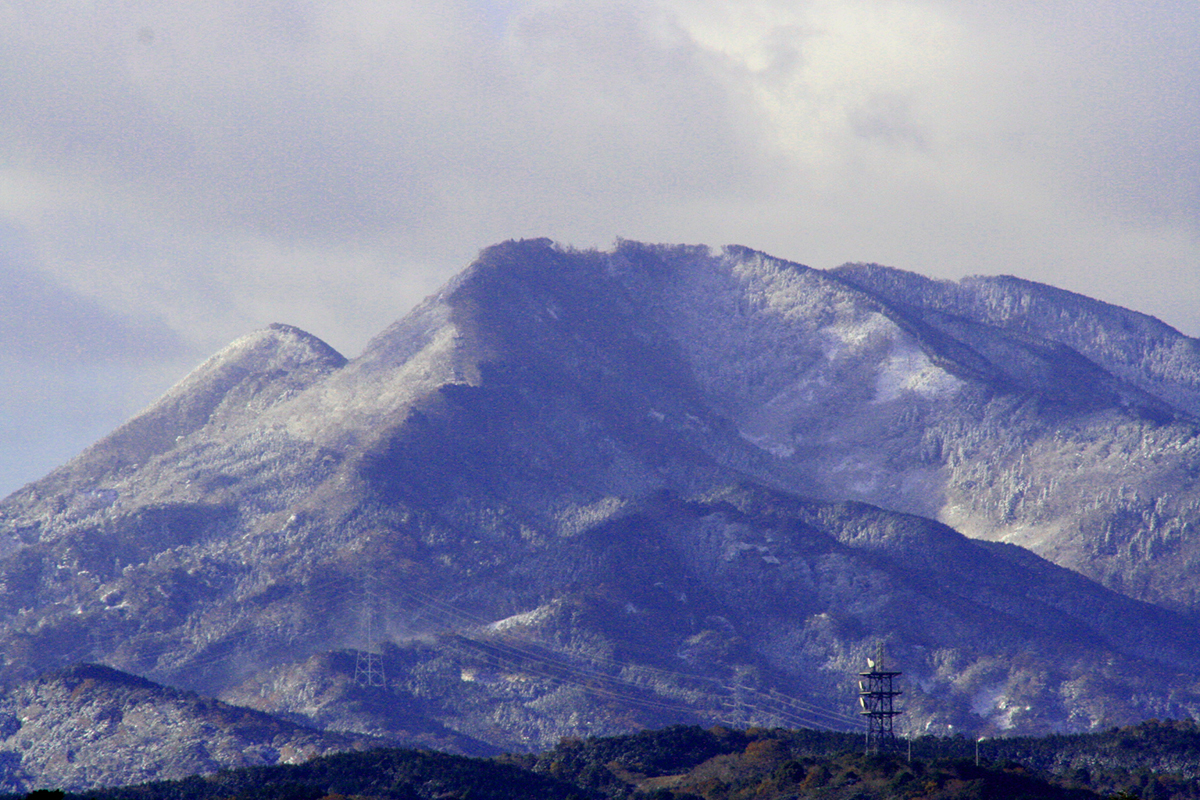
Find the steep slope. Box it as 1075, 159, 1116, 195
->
1, 239, 1200, 788
828, 264, 1200, 605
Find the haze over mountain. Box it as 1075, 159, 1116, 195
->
3, 239, 1200, 789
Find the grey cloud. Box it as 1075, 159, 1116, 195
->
1, 1, 772, 247
933, 0, 1200, 226
0, 227, 199, 499
4, 0, 1196, 245
0, 0, 1198, 494
0, 223, 193, 364
847, 93, 927, 148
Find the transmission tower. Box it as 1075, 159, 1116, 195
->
354, 568, 386, 688
858, 645, 902, 754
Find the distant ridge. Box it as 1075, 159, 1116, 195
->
0, 662, 380, 793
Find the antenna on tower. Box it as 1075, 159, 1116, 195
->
858, 643, 902, 755
354, 567, 386, 688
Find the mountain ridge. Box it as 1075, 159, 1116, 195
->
3, 238, 1200, 790
831, 262, 1200, 416
0, 661, 382, 793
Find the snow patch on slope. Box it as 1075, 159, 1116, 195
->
970, 684, 1026, 731
555, 496, 629, 537
486, 603, 557, 632
280, 318, 465, 443
817, 309, 895, 351
874, 337, 965, 404
153, 323, 344, 415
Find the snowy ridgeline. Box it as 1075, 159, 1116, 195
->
4, 237, 1200, 781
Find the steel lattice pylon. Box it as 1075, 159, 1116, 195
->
354, 569, 386, 688
354, 649, 386, 688
859, 647, 902, 754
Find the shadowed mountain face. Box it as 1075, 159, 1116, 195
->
3, 239, 1200, 781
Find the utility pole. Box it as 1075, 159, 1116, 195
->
858, 644, 902, 755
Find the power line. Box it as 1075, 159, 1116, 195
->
64, 565, 861, 735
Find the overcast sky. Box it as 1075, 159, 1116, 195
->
1, 0, 1198, 496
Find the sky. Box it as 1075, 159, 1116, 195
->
1, 0, 1198, 497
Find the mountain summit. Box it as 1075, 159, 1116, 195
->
3, 239, 1200, 780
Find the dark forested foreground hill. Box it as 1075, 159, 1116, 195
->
18, 722, 1200, 800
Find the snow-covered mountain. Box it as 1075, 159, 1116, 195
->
0, 663, 382, 793
3, 238, 1200, 788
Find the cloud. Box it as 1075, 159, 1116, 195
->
0, 221, 197, 496
653, 0, 1200, 329
2, 1, 766, 238
0, 0, 1195, 340
0, 0, 1197, 492
0, 221, 190, 364
1, 0, 777, 343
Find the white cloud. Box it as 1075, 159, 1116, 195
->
0, 0, 1196, 493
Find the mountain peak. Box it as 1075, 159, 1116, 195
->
23, 324, 346, 495
5, 239, 1200, 788
208, 323, 347, 374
